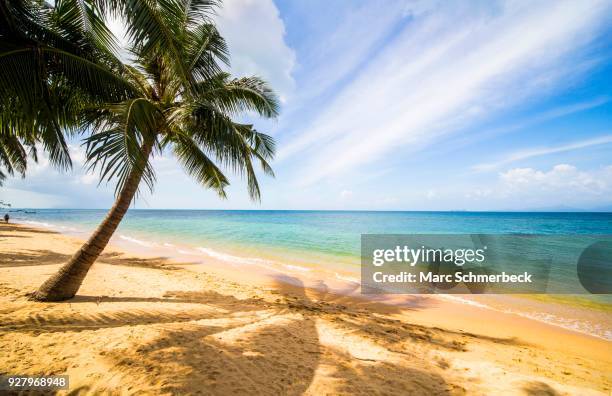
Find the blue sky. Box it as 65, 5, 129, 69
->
2, 0, 612, 210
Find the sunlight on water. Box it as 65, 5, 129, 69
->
12, 209, 612, 339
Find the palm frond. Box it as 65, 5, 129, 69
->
0, 46, 136, 118
194, 74, 279, 118
118, 0, 191, 88
0, 131, 28, 185
53, 0, 120, 58
240, 128, 275, 177
84, 98, 161, 194
180, 0, 218, 28
185, 22, 228, 81
170, 131, 228, 197
170, 102, 275, 201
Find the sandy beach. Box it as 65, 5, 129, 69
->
0, 222, 610, 395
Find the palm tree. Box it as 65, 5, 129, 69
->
25, 0, 279, 301
1, 0, 133, 182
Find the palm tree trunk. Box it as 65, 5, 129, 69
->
30, 139, 155, 302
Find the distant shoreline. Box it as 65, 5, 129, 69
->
6, 208, 612, 213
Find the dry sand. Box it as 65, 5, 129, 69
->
0, 222, 610, 395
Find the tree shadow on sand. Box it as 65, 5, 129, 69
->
0, 289, 271, 333
1, 274, 524, 395
0, 224, 58, 234
0, 247, 193, 270
89, 275, 523, 395
0, 250, 71, 268
522, 381, 560, 396
98, 252, 192, 270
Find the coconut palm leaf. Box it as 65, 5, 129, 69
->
0, 0, 136, 176
170, 131, 229, 197
185, 22, 228, 82
180, 0, 218, 28
0, 131, 28, 185
84, 98, 162, 194
193, 74, 279, 117
53, 0, 120, 58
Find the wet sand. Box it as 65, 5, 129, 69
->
0, 223, 610, 395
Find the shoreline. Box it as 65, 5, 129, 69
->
15, 218, 612, 342
1, 222, 611, 394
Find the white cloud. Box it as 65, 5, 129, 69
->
340, 189, 353, 200
67, 144, 87, 165
464, 189, 493, 200
106, 1, 296, 101
106, 15, 130, 62
473, 134, 612, 171
499, 164, 609, 194
214, 0, 296, 102
452, 164, 612, 209
26, 143, 86, 176
2, 144, 115, 208
279, 0, 611, 185
78, 173, 98, 185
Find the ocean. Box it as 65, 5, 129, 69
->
9, 209, 612, 339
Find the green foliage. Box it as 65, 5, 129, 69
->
0, 0, 133, 178
1, 0, 278, 201
82, 0, 279, 200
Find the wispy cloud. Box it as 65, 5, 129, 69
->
287, 1, 409, 105
472, 134, 612, 171
450, 96, 611, 149
279, 0, 611, 186
8, 1, 612, 210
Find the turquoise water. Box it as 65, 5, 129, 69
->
10, 210, 612, 278
11, 209, 612, 291
8, 209, 612, 339
11, 209, 612, 258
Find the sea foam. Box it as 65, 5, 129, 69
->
119, 234, 157, 248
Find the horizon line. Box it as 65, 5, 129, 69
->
5, 208, 612, 213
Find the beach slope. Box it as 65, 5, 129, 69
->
0, 223, 610, 395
